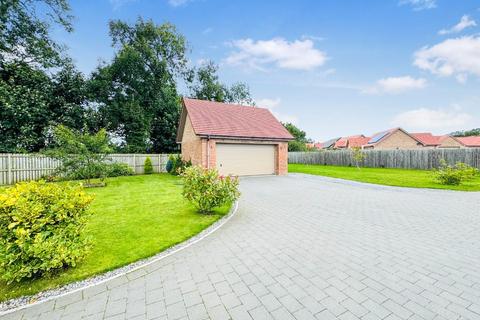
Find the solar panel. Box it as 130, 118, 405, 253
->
368, 131, 389, 144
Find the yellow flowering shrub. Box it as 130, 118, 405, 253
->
0, 181, 93, 283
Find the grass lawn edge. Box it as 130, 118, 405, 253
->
0, 200, 239, 314
289, 163, 480, 192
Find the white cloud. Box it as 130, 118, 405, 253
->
168, 0, 192, 7
202, 27, 213, 35
256, 98, 281, 110
363, 76, 427, 94
439, 15, 477, 35
391, 107, 472, 131
301, 34, 326, 42
399, 0, 436, 10
256, 98, 298, 124
109, 0, 137, 9
225, 38, 327, 71
414, 36, 480, 82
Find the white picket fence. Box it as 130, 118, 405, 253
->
0, 153, 172, 185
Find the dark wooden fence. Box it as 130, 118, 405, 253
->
289, 149, 480, 170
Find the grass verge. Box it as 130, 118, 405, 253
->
289, 164, 480, 191
0, 174, 230, 301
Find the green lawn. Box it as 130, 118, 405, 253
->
0, 174, 231, 301
289, 164, 480, 191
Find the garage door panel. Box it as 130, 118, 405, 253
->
216, 144, 275, 176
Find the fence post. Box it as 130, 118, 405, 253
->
133, 154, 136, 174
158, 154, 161, 173
7, 153, 12, 185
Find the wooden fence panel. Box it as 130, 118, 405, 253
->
0, 154, 174, 185
288, 148, 480, 170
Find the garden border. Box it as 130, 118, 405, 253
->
0, 201, 239, 314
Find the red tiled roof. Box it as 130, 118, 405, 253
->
334, 135, 370, 148
348, 136, 371, 148
334, 137, 348, 148
182, 98, 294, 140
314, 142, 323, 149
457, 136, 480, 147
411, 133, 442, 146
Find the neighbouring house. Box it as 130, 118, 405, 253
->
411, 133, 464, 149
348, 135, 371, 148
320, 129, 478, 150
363, 128, 424, 150
457, 136, 480, 148
321, 137, 340, 149
305, 143, 315, 149
176, 98, 294, 176
314, 142, 323, 150
332, 135, 370, 149
333, 137, 348, 149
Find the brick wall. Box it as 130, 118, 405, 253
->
439, 136, 463, 148
277, 142, 288, 175
374, 130, 423, 150
180, 114, 203, 165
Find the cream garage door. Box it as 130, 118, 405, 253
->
216, 143, 275, 176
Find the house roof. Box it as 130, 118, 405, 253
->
348, 136, 371, 148
366, 127, 423, 146
457, 136, 480, 147
177, 98, 294, 142
334, 137, 348, 148
411, 133, 442, 146
321, 137, 340, 149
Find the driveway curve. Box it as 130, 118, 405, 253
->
2, 174, 480, 320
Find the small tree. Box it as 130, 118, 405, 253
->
44, 125, 112, 185
144, 157, 153, 174
351, 147, 366, 169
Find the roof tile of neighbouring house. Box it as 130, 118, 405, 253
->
334, 137, 348, 148
457, 136, 480, 147
411, 133, 442, 146
182, 98, 294, 140
348, 136, 371, 148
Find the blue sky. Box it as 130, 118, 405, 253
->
55, 0, 480, 141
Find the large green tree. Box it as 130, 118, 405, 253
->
189, 61, 255, 105
0, 0, 95, 152
90, 19, 189, 153
0, 0, 72, 67
0, 61, 92, 152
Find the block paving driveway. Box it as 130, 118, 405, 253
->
2, 174, 480, 320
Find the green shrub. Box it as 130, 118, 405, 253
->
167, 154, 192, 175
0, 181, 93, 283
455, 162, 479, 180
182, 166, 240, 213
106, 163, 134, 177
63, 162, 108, 182
288, 140, 308, 152
144, 157, 153, 174
433, 159, 479, 185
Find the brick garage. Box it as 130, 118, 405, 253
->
176, 98, 293, 176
